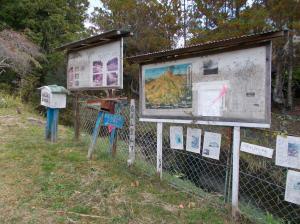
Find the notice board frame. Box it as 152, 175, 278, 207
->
138, 42, 272, 128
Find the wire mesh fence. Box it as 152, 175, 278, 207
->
77, 96, 300, 224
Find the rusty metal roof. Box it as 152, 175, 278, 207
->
127, 30, 287, 64
56, 29, 132, 52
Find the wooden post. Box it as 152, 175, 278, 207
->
45, 108, 52, 140
157, 122, 163, 179
128, 99, 136, 166
232, 126, 240, 219
74, 93, 80, 140
51, 109, 59, 142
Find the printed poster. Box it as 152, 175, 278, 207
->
186, 128, 201, 154
144, 63, 192, 109
170, 126, 184, 150
276, 135, 300, 169
202, 132, 221, 160
240, 142, 274, 158
285, 170, 300, 205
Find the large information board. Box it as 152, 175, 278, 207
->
140, 44, 271, 126
67, 40, 123, 90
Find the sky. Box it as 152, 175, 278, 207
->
145, 64, 191, 80
85, 0, 102, 28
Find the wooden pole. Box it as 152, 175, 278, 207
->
156, 122, 163, 179
232, 126, 240, 219
74, 93, 80, 140
128, 99, 136, 166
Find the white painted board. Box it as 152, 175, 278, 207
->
186, 128, 201, 153
285, 170, 300, 205
202, 132, 222, 160
276, 135, 300, 169
170, 126, 184, 150
67, 40, 123, 90
240, 142, 274, 158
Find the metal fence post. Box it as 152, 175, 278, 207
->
157, 122, 163, 179
232, 126, 240, 219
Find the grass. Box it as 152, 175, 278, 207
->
0, 94, 234, 224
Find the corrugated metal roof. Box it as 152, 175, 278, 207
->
127, 30, 287, 64
56, 29, 132, 52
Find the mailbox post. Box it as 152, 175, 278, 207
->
39, 85, 69, 142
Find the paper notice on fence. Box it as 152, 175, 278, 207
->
276, 135, 300, 169
170, 126, 184, 150
202, 132, 221, 160
285, 170, 300, 205
240, 142, 274, 158
186, 128, 201, 154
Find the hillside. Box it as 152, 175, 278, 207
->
145, 71, 188, 106
0, 93, 233, 224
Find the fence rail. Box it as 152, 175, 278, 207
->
78, 97, 300, 224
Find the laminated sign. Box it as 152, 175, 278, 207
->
202, 132, 221, 160
276, 135, 300, 169
285, 170, 300, 205
240, 142, 274, 158
170, 126, 184, 150
186, 128, 201, 154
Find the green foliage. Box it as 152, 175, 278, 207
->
0, 0, 89, 109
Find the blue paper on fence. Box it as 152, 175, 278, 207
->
103, 113, 125, 128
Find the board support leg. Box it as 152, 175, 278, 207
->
232, 126, 240, 220
87, 112, 103, 159
111, 129, 118, 157
156, 122, 163, 179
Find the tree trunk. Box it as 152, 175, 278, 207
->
273, 49, 284, 104
287, 27, 294, 110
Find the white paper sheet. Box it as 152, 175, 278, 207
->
276, 135, 300, 169
285, 170, 300, 205
202, 132, 222, 160
186, 128, 201, 154
170, 126, 184, 150
240, 142, 274, 158
193, 81, 229, 117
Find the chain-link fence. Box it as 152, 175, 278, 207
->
77, 96, 300, 224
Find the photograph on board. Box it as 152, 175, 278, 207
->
203, 59, 218, 75
93, 60, 103, 73
107, 57, 118, 71
186, 128, 201, 154
93, 74, 103, 86
170, 126, 184, 150
202, 132, 221, 160
288, 141, 300, 158
144, 63, 192, 109
68, 66, 74, 87
107, 72, 118, 86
